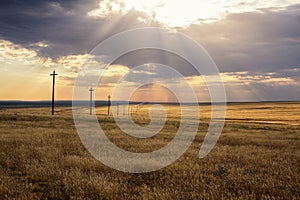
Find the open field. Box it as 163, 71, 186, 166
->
0, 102, 299, 199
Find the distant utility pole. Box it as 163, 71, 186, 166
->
89, 88, 94, 115
107, 95, 111, 116
117, 103, 119, 116
50, 70, 58, 115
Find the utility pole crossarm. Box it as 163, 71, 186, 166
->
50, 71, 58, 77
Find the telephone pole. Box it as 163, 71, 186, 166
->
123, 104, 125, 116
117, 103, 119, 116
50, 70, 58, 115
89, 88, 94, 115
108, 95, 111, 116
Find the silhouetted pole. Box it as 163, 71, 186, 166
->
50, 70, 58, 115
89, 88, 94, 115
107, 95, 111, 116
117, 103, 119, 116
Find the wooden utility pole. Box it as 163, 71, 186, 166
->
89, 88, 94, 115
117, 103, 119, 116
107, 95, 111, 116
50, 70, 58, 115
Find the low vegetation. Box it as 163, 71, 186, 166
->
0, 102, 299, 199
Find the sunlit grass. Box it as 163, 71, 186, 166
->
0, 102, 299, 199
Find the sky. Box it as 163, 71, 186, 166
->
0, 0, 300, 102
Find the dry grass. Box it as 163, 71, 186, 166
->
0, 102, 299, 199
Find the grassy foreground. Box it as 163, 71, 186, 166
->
0, 102, 299, 199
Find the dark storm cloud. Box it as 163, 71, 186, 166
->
110, 5, 300, 77
112, 49, 199, 77
0, 0, 153, 58
0, 0, 95, 55
183, 4, 300, 73
1, 0, 300, 76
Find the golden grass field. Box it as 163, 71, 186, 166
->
0, 102, 299, 199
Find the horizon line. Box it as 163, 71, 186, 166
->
1, 100, 300, 104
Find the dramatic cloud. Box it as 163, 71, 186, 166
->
88, 0, 300, 26
183, 4, 300, 73
0, 0, 153, 58
0, 0, 300, 101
